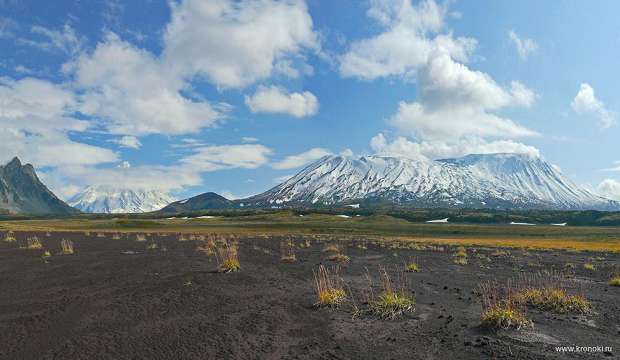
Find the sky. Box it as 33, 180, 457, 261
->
1, 0, 620, 202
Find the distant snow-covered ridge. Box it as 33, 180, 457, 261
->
69, 186, 175, 213
243, 153, 619, 211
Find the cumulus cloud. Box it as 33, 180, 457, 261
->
596, 179, 620, 201
340, 1, 538, 159
508, 31, 537, 61
0, 77, 118, 167
389, 55, 537, 141
245, 85, 318, 118
112, 135, 142, 149
162, 0, 319, 89
271, 147, 331, 169
370, 133, 540, 160
67, 33, 225, 136
339, 0, 476, 80
571, 83, 616, 128
1, 0, 322, 196
181, 144, 273, 172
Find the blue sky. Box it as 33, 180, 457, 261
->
1, 0, 619, 201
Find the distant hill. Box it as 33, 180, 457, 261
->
0, 157, 78, 215
158, 192, 234, 214
69, 185, 175, 214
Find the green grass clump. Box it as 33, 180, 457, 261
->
370, 291, 415, 319
327, 253, 350, 263
583, 263, 595, 271
405, 262, 420, 272
481, 302, 531, 330
314, 265, 346, 308
367, 268, 415, 319
514, 287, 590, 314
609, 275, 620, 287
216, 243, 240, 273
453, 246, 468, 265
3, 231, 16, 242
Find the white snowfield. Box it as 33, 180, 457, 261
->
510, 222, 536, 226
426, 218, 449, 223
335, 214, 351, 218
69, 186, 175, 213
247, 153, 617, 211
345, 204, 360, 208
551, 222, 567, 226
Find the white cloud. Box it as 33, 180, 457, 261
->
162, 0, 319, 89
508, 31, 537, 61
596, 179, 620, 201
112, 135, 142, 149
181, 144, 273, 172
68, 33, 226, 136
339, 0, 476, 80
370, 133, 539, 160
390, 55, 537, 141
245, 85, 318, 118
273, 174, 294, 184
571, 83, 616, 128
0, 77, 118, 167
241, 136, 259, 143
271, 147, 331, 170
41, 163, 202, 199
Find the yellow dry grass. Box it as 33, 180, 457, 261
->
313, 265, 346, 307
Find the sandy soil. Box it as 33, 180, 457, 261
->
0, 231, 618, 360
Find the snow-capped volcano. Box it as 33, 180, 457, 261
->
69, 186, 175, 213
244, 153, 618, 210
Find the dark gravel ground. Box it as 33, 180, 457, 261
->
0, 231, 618, 360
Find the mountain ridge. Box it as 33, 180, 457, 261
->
240, 153, 617, 210
0, 157, 79, 215
69, 185, 175, 214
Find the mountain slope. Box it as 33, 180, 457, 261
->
0, 157, 78, 215
243, 153, 618, 211
158, 192, 234, 214
69, 186, 175, 213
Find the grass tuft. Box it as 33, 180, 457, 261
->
24, 236, 43, 249
481, 302, 531, 330
313, 265, 346, 308
453, 246, 468, 265
216, 242, 240, 273
280, 238, 297, 262
404, 262, 420, 272
60, 239, 74, 255
583, 263, 595, 271
609, 275, 620, 287
367, 267, 415, 319
479, 281, 532, 330
327, 253, 350, 263
513, 287, 590, 314
3, 231, 16, 242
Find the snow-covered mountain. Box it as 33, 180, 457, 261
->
243, 153, 619, 210
69, 186, 175, 213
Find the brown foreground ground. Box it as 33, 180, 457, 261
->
0, 231, 618, 360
